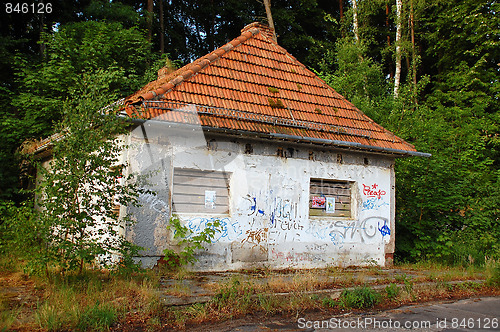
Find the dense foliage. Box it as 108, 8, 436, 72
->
0, 0, 498, 266
2, 71, 142, 275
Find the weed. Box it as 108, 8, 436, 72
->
385, 283, 400, 299
0, 298, 20, 331
267, 87, 280, 94
427, 272, 437, 281
77, 302, 117, 331
322, 297, 337, 308
485, 260, 500, 286
36, 302, 68, 331
184, 302, 209, 323
268, 98, 285, 109
145, 316, 162, 331
257, 294, 281, 314
337, 286, 381, 309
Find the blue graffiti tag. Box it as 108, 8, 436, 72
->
247, 196, 265, 216
362, 197, 390, 211
378, 220, 391, 237
185, 217, 242, 242
328, 232, 345, 248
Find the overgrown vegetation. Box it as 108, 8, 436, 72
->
1, 71, 142, 277
162, 215, 223, 270
1, 259, 499, 331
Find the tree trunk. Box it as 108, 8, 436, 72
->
39, 0, 46, 59
338, 0, 345, 37
410, 0, 417, 104
386, 2, 394, 79
147, 0, 154, 43
352, 0, 359, 43
386, 3, 391, 46
394, 0, 402, 98
160, 0, 164, 54
263, 0, 278, 43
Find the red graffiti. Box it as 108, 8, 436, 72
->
363, 184, 386, 199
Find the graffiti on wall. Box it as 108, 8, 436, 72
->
185, 217, 242, 242
242, 194, 303, 232
378, 219, 391, 237
362, 184, 386, 199
139, 192, 170, 221
362, 198, 389, 211
240, 228, 268, 254
362, 183, 389, 211
270, 248, 327, 264
306, 216, 390, 248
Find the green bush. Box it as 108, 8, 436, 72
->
163, 215, 222, 269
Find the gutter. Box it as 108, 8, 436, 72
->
127, 117, 431, 158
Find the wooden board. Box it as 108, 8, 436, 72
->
309, 179, 352, 218
172, 168, 230, 214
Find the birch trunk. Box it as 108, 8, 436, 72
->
410, 0, 417, 104
394, 0, 402, 98
352, 0, 359, 43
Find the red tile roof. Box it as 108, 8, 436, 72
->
124, 22, 423, 156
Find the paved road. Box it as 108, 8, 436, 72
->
226, 297, 500, 332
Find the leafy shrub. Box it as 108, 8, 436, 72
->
163, 215, 222, 269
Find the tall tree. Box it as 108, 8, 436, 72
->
352, 0, 360, 43
34, 70, 141, 274
13, 21, 155, 140
393, 0, 402, 98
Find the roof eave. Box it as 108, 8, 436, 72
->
202, 126, 431, 158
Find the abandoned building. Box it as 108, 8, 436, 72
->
120, 22, 429, 270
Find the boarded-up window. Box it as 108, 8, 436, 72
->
172, 168, 230, 214
309, 179, 352, 218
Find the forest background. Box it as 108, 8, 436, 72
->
0, 0, 498, 265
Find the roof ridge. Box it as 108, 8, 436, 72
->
127, 26, 268, 105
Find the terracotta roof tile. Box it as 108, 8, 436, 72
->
124, 22, 421, 155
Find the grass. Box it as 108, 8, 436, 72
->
337, 286, 381, 309
1, 262, 161, 331
1, 258, 499, 331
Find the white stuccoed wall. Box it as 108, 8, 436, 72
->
126, 126, 395, 270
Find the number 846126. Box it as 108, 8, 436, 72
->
5, 3, 52, 14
